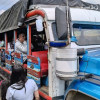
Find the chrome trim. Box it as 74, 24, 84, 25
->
56, 70, 77, 75
56, 57, 78, 61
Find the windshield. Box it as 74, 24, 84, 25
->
73, 24, 100, 46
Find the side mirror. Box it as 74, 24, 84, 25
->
36, 19, 43, 32
55, 6, 71, 40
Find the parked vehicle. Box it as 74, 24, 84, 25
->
0, 0, 100, 100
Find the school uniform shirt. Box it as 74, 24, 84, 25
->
6, 79, 38, 100
0, 40, 5, 47
8, 42, 14, 52
15, 39, 27, 61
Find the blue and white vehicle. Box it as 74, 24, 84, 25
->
48, 6, 100, 99
64, 8, 100, 100
0, 0, 100, 100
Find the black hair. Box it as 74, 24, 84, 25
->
1, 80, 10, 100
18, 33, 25, 37
10, 65, 27, 91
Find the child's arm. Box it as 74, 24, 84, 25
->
34, 90, 39, 100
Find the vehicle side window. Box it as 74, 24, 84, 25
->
31, 23, 47, 52
73, 24, 100, 46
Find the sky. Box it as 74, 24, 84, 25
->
0, 0, 19, 14
82, 0, 100, 4
0, 0, 100, 15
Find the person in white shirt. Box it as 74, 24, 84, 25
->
0, 40, 5, 47
8, 41, 14, 53
6, 65, 39, 100
15, 33, 33, 62
8, 39, 15, 57
15, 33, 27, 62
